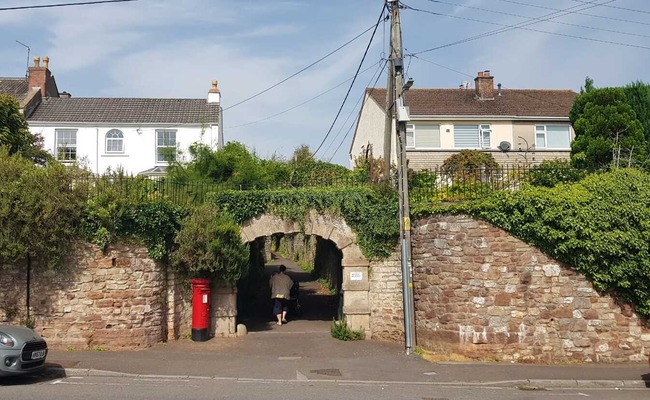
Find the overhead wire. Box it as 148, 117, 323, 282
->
491, 0, 650, 26
327, 61, 388, 163
419, 0, 650, 39
568, 0, 650, 14
225, 59, 384, 130
408, 0, 621, 56
0, 0, 139, 11
222, 23, 380, 112
404, 2, 650, 51
322, 58, 387, 161
312, 4, 387, 158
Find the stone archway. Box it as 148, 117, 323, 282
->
240, 210, 371, 336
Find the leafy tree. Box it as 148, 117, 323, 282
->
570, 87, 646, 169
623, 81, 650, 145
171, 204, 249, 282
0, 94, 50, 164
0, 148, 88, 271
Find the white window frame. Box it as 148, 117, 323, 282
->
535, 125, 571, 149
55, 129, 77, 162
453, 124, 491, 149
406, 123, 441, 149
105, 129, 124, 154
156, 129, 177, 163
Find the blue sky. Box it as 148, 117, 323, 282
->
1, 0, 649, 166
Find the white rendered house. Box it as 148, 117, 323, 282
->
2, 56, 223, 175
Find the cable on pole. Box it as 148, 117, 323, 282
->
312, 4, 388, 158
0, 0, 140, 11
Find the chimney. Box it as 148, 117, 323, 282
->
474, 70, 494, 100
207, 80, 220, 104
28, 55, 58, 98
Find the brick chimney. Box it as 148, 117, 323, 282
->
207, 80, 220, 104
474, 70, 494, 100
28, 56, 59, 98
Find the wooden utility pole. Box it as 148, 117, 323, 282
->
385, 0, 415, 354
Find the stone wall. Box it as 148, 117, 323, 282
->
412, 215, 650, 363
0, 243, 168, 350
369, 253, 405, 342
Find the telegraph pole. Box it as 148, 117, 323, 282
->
385, 0, 415, 354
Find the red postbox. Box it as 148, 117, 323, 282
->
189, 278, 211, 342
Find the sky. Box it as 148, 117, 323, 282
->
1, 0, 649, 166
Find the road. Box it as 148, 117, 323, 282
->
1, 375, 648, 400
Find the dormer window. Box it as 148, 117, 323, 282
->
106, 129, 124, 153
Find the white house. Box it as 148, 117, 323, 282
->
3, 56, 223, 175
350, 70, 578, 170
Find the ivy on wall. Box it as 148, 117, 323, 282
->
413, 168, 650, 318
209, 186, 400, 260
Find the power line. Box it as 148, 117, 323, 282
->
405, 3, 650, 50
225, 59, 384, 130
222, 23, 380, 112
312, 5, 387, 158
0, 0, 139, 11
322, 58, 387, 161
420, 0, 650, 39
408, 0, 619, 56
491, 0, 650, 26
407, 54, 474, 78
569, 0, 650, 14
327, 60, 389, 163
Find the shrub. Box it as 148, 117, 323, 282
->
330, 318, 365, 341
528, 160, 588, 188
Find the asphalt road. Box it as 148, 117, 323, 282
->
1, 375, 648, 400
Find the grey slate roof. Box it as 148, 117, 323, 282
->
0, 78, 29, 103
28, 97, 219, 124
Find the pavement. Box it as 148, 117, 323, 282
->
44, 320, 650, 390
38, 255, 650, 390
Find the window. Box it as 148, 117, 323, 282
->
156, 130, 176, 163
406, 124, 441, 149
55, 129, 77, 161
535, 125, 570, 149
105, 129, 124, 153
454, 124, 491, 148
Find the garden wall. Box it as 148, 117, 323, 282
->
0, 243, 192, 350
412, 215, 650, 363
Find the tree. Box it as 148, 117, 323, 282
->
171, 204, 249, 283
570, 87, 646, 169
0, 148, 88, 271
623, 81, 650, 145
0, 94, 50, 164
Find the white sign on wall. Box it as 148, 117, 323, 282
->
350, 271, 363, 281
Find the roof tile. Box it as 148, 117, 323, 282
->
367, 88, 577, 117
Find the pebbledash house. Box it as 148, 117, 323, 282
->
349, 70, 578, 170
1, 56, 222, 176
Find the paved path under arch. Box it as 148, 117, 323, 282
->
237, 254, 338, 334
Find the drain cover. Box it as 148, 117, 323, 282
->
310, 368, 342, 377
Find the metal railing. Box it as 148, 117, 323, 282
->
81, 164, 578, 207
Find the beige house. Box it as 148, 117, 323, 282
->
349, 70, 578, 170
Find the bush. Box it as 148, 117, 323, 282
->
528, 160, 588, 188
441, 150, 499, 184
171, 204, 249, 282
330, 319, 365, 341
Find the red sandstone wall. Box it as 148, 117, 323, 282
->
0, 243, 169, 350
412, 215, 650, 363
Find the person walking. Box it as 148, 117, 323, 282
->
269, 265, 294, 326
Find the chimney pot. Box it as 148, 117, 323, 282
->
33, 56, 40, 68
209, 80, 220, 93
43, 56, 49, 69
